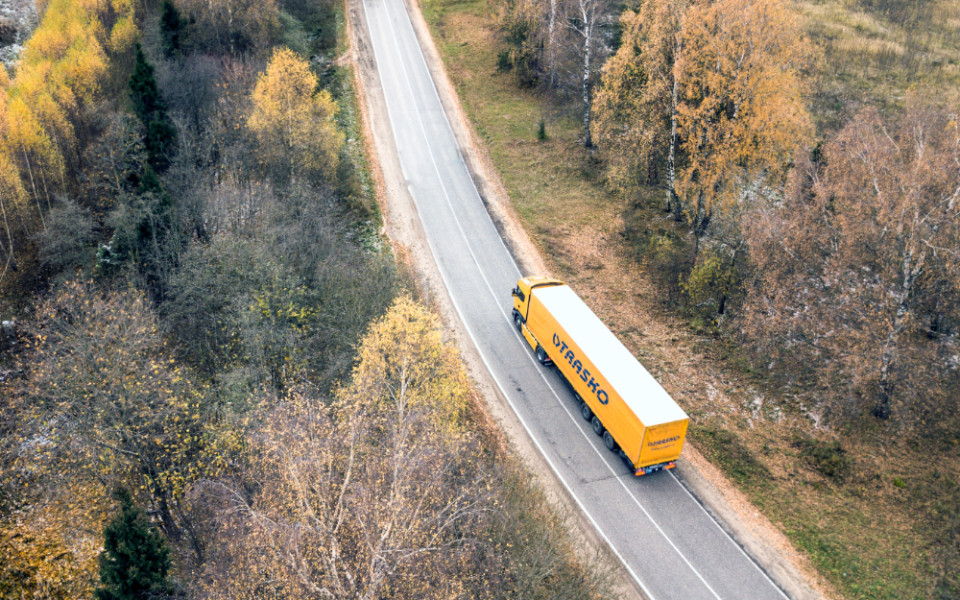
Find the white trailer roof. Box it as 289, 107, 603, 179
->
536, 285, 688, 426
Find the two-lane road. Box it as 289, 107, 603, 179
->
358, 0, 792, 597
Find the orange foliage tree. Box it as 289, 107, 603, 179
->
593, 1, 685, 208
595, 0, 812, 247
675, 0, 812, 248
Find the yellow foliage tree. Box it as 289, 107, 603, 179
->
594, 1, 686, 208
200, 297, 487, 599
345, 295, 470, 433
0, 152, 29, 281
5, 280, 232, 562
0, 502, 103, 599
247, 47, 343, 183
675, 0, 812, 246
1, 96, 62, 221
0, 0, 138, 291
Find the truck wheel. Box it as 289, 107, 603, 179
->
591, 416, 604, 437
603, 431, 619, 452
514, 312, 523, 331
535, 346, 548, 365
580, 401, 592, 422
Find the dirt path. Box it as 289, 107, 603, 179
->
346, 1, 834, 598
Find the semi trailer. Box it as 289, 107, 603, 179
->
511, 276, 688, 475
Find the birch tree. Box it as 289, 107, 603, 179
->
675, 0, 812, 251
546, 0, 560, 87
742, 102, 960, 423
595, 0, 810, 241
199, 297, 492, 599
248, 47, 343, 183
564, 0, 611, 147
594, 0, 686, 214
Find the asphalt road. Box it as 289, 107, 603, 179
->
359, 0, 793, 597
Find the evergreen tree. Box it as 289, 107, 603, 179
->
129, 44, 176, 172
159, 0, 188, 57
95, 487, 173, 600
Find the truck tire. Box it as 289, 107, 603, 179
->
603, 431, 619, 452
514, 312, 523, 331
535, 346, 548, 365
580, 401, 592, 421
591, 416, 604, 437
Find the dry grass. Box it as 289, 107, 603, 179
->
420, 0, 960, 598
802, 0, 960, 130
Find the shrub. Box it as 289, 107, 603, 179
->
794, 438, 850, 481
36, 199, 95, 275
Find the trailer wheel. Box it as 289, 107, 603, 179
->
591, 416, 604, 436
580, 401, 592, 421
603, 431, 619, 452
535, 346, 549, 365
513, 312, 523, 331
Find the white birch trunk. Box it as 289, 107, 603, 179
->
582, 24, 592, 147
875, 248, 921, 419
548, 0, 558, 87
667, 69, 679, 216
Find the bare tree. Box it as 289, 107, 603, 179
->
742, 101, 960, 424
197, 299, 494, 599
563, 0, 610, 147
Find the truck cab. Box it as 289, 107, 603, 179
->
511, 277, 564, 364
512, 276, 563, 323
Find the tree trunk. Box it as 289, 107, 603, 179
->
874, 250, 920, 420
20, 147, 46, 230
0, 191, 14, 279
667, 70, 679, 217
548, 0, 558, 88
692, 190, 709, 257
581, 24, 593, 148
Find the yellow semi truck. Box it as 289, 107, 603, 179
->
511, 276, 688, 476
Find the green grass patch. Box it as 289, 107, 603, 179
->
793, 438, 851, 481
690, 426, 771, 488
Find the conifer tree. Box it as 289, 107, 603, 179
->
160, 0, 188, 57
95, 487, 173, 600
129, 44, 176, 172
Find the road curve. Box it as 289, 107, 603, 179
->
357, 0, 792, 598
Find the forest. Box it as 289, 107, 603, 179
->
496, 0, 960, 430
0, 0, 608, 597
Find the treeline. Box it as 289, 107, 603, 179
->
0, 0, 138, 297
1, 0, 608, 598
495, 0, 960, 430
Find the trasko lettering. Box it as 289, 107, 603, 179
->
552, 333, 609, 404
